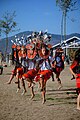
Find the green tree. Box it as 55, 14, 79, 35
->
0, 11, 19, 59
56, 0, 77, 43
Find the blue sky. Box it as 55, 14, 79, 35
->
0, 0, 80, 38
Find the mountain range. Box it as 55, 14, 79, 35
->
0, 31, 80, 54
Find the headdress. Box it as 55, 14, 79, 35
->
12, 44, 17, 49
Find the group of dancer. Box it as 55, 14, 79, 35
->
6, 31, 80, 110
7, 31, 65, 104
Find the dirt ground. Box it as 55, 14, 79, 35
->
0, 64, 80, 120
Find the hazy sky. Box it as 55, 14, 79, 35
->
0, 0, 80, 38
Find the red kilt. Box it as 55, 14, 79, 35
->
76, 74, 80, 95
76, 74, 80, 88
12, 67, 24, 78
34, 70, 52, 82
55, 67, 63, 74
23, 69, 38, 79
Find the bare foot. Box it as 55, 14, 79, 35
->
21, 90, 27, 95
42, 99, 46, 104
77, 107, 80, 110
16, 88, 20, 93
30, 94, 35, 100
58, 85, 63, 90
6, 81, 11, 84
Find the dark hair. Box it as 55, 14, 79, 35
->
41, 44, 47, 49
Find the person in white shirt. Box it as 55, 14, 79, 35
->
34, 44, 54, 104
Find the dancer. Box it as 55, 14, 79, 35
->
35, 44, 54, 104
7, 63, 27, 93
21, 43, 38, 99
70, 48, 80, 110
52, 47, 64, 89
7, 45, 27, 94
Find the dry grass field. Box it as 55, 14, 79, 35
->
0, 65, 80, 120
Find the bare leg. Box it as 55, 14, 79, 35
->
56, 73, 62, 90
7, 74, 14, 84
16, 79, 20, 93
30, 86, 35, 100
39, 76, 44, 91
38, 81, 41, 90
16, 72, 20, 93
57, 80, 62, 90
15, 71, 19, 84
22, 76, 32, 88
22, 76, 35, 98
40, 77, 46, 104
26, 78, 35, 88
41, 85, 46, 104
77, 94, 80, 110
21, 78, 27, 95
